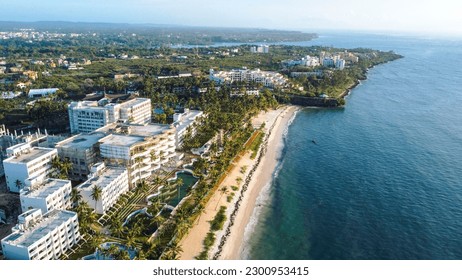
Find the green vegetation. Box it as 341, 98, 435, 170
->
210, 206, 227, 231
248, 131, 265, 159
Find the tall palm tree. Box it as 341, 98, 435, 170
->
109, 217, 124, 238
175, 178, 183, 200
215, 186, 228, 210
161, 244, 183, 260
90, 185, 102, 213
70, 188, 82, 208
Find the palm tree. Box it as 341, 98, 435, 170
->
109, 217, 124, 238
70, 188, 82, 208
215, 186, 229, 210
175, 178, 183, 200
90, 185, 102, 213
134, 157, 143, 183
125, 230, 137, 250
161, 244, 183, 260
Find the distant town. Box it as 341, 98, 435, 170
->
0, 23, 401, 260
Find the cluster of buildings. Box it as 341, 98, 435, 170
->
1, 97, 203, 259
250, 45, 270, 54
0, 30, 76, 41
209, 67, 287, 89
282, 51, 360, 72
282, 55, 320, 68
320, 51, 359, 70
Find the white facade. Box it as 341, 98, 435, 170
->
118, 98, 152, 124
68, 98, 152, 134
173, 110, 204, 149
98, 123, 176, 186
1, 208, 80, 260
250, 45, 269, 53
282, 55, 320, 67
3, 147, 57, 193
28, 88, 59, 98
68, 101, 114, 134
77, 163, 129, 215
20, 178, 72, 213
210, 68, 287, 89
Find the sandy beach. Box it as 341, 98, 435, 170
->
178, 105, 299, 260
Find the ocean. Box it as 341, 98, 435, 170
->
244, 32, 462, 259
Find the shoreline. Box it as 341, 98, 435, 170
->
177, 106, 299, 260
217, 105, 299, 260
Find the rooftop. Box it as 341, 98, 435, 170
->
77, 166, 127, 192
99, 134, 144, 148
21, 178, 71, 199
1, 210, 77, 248
97, 122, 173, 138
4, 147, 56, 164
56, 132, 106, 149
175, 110, 203, 132
119, 98, 150, 109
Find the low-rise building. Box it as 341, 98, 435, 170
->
76, 162, 129, 215
1, 208, 80, 260
3, 146, 57, 193
20, 178, 72, 214
28, 88, 59, 98
209, 68, 287, 89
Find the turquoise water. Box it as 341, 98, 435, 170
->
246, 33, 462, 259
166, 172, 198, 207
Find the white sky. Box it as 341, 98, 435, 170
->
1, 0, 461, 36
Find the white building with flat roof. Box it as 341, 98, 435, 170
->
98, 123, 176, 186
173, 109, 203, 149
68, 98, 152, 134
1, 208, 80, 260
55, 132, 106, 181
28, 88, 59, 98
20, 178, 72, 213
68, 101, 115, 134
3, 146, 57, 193
210, 68, 287, 89
76, 162, 129, 215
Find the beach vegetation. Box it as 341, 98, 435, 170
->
210, 206, 227, 231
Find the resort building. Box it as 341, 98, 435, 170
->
76, 162, 129, 215
3, 145, 57, 193
55, 132, 106, 181
97, 123, 176, 186
250, 45, 269, 53
1, 208, 80, 260
282, 55, 320, 68
68, 98, 152, 134
209, 68, 287, 89
173, 109, 204, 149
28, 88, 59, 98
68, 101, 112, 134
19, 178, 72, 214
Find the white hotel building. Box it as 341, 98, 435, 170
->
173, 109, 203, 149
3, 145, 57, 193
68, 98, 152, 134
209, 68, 287, 89
1, 208, 80, 260
77, 162, 129, 215
20, 178, 72, 214
97, 123, 176, 186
